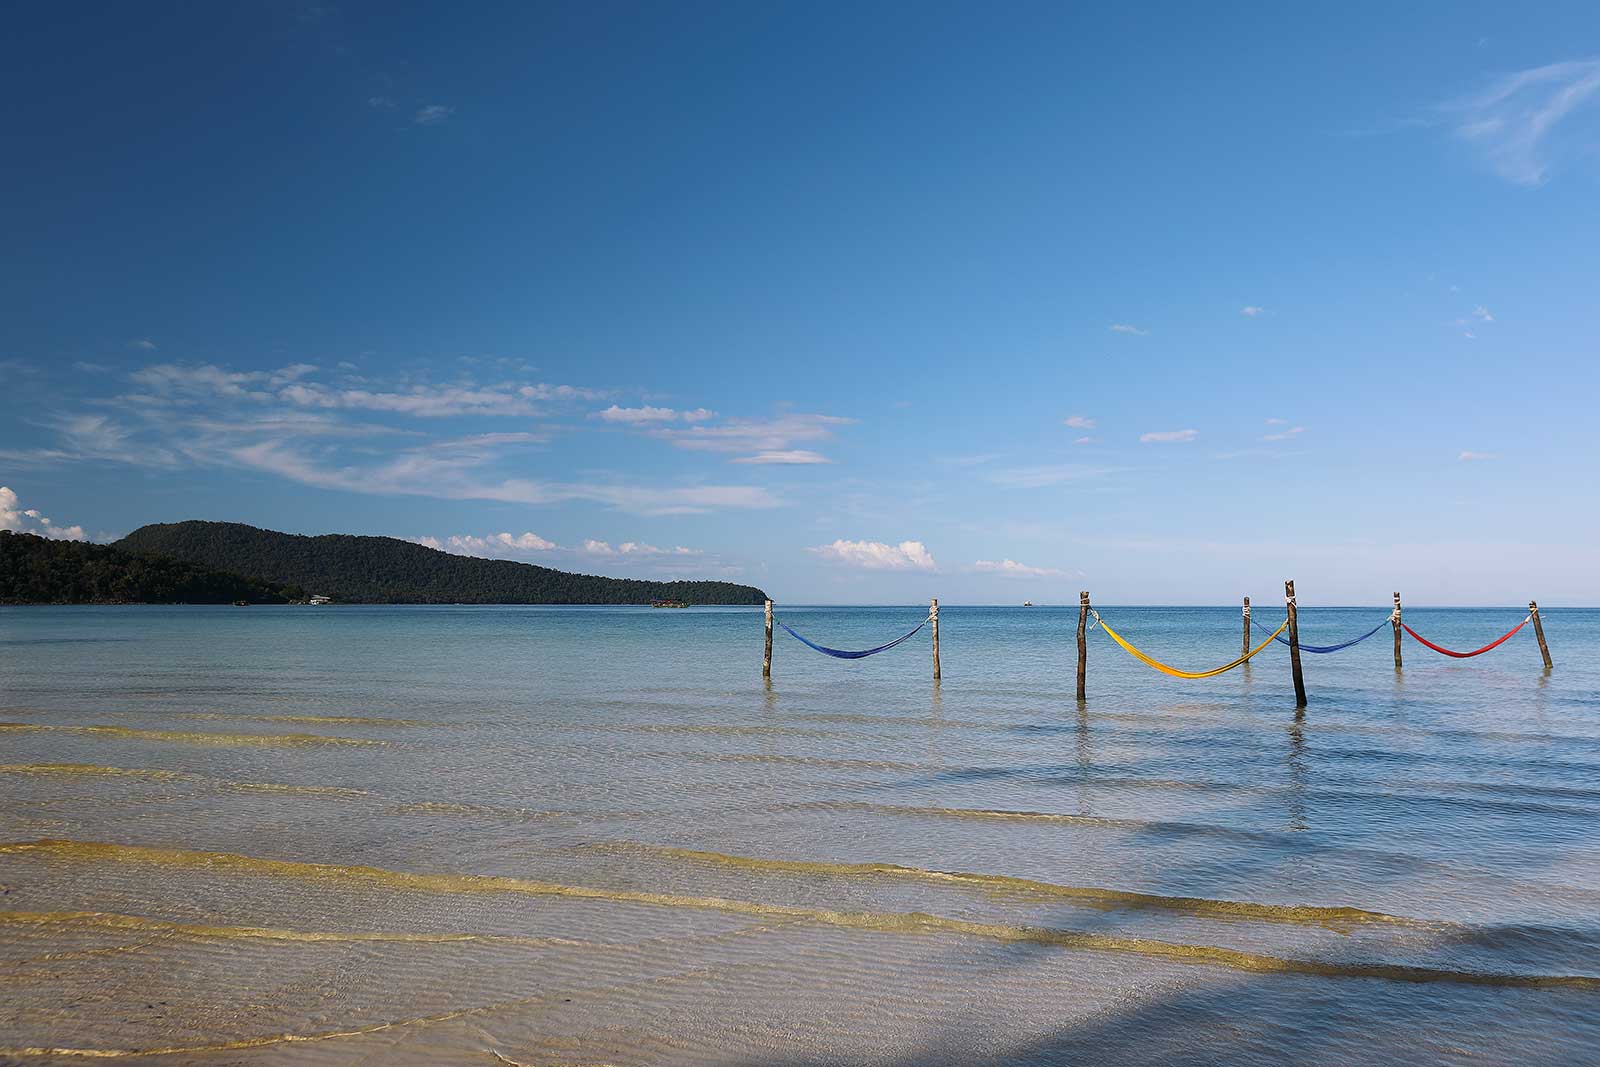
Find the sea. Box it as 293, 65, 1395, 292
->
1, 604, 1597, 1066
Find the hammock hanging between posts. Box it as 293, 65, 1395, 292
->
1269, 616, 1391, 654
1402, 616, 1530, 659
777, 617, 929, 660
1092, 610, 1288, 679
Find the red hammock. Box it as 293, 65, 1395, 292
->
1402, 619, 1529, 659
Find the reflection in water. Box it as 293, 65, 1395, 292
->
1075, 702, 1093, 817
1286, 711, 1309, 832
922, 682, 945, 766
1389, 663, 1409, 728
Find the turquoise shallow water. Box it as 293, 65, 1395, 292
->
1, 604, 1597, 1065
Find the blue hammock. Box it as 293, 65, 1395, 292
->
1269, 616, 1390, 654
777, 617, 928, 659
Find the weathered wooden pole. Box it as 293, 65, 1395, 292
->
930, 598, 941, 681
1286, 579, 1307, 707
762, 600, 774, 679
1391, 592, 1403, 669
1076, 591, 1089, 700
1241, 596, 1251, 657
1530, 600, 1553, 669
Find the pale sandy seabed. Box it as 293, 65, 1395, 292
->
2, 605, 1598, 1065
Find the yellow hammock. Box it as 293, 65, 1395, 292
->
1092, 611, 1288, 679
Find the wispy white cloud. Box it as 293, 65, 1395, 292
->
0, 486, 86, 541
1263, 425, 1307, 442
730, 450, 831, 465
33, 412, 180, 467
651, 413, 853, 456
594, 404, 715, 424
972, 558, 1066, 579
1458, 450, 1496, 462
1445, 58, 1600, 184
120, 363, 600, 418
623, 541, 695, 556
1072, 436, 1096, 446
6, 414, 182, 468
517, 383, 606, 402
22, 362, 779, 515
1062, 415, 1096, 429
57, 414, 138, 457
368, 96, 396, 109
1109, 323, 1148, 336
1140, 428, 1199, 443
1240, 306, 1265, 317
989, 463, 1120, 489
810, 539, 935, 570
224, 438, 779, 515
130, 362, 275, 401
280, 381, 547, 417
129, 338, 157, 350
434, 431, 548, 448
414, 104, 454, 126
414, 531, 714, 575
936, 453, 1000, 468
1473, 305, 1494, 321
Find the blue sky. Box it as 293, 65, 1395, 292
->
3, 3, 1598, 604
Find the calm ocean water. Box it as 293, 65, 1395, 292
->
2, 603, 1597, 1065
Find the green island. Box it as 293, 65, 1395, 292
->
0, 521, 766, 606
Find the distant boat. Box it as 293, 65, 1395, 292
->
1022, 601, 1035, 607
232, 600, 249, 607
308, 595, 332, 605
650, 599, 689, 609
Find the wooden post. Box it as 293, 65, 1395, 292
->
1392, 591, 1403, 670
930, 598, 941, 681
1286, 579, 1307, 707
1076, 591, 1089, 701
1530, 600, 1553, 669
1241, 596, 1251, 657
762, 600, 773, 679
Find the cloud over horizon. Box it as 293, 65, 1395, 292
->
411, 529, 727, 578
810, 539, 935, 570
0, 486, 86, 541
972, 558, 1067, 579
415, 531, 557, 556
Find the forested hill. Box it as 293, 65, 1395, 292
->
0, 531, 304, 604
114, 521, 768, 605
